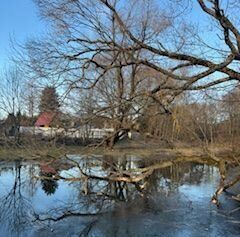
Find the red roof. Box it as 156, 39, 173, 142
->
35, 112, 55, 127
40, 164, 57, 174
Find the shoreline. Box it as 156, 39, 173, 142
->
0, 143, 236, 162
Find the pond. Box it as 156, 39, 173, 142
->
0, 155, 239, 237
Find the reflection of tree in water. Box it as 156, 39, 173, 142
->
40, 172, 58, 195
37, 156, 212, 218
90, 157, 214, 201
31, 155, 228, 237
73, 156, 132, 202
0, 156, 234, 237
33, 157, 138, 236
100, 156, 131, 201
144, 163, 208, 196
0, 160, 35, 236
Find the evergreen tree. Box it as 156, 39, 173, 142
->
39, 86, 60, 113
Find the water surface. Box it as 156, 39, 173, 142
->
0, 155, 239, 237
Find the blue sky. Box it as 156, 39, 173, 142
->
0, 0, 227, 73
0, 0, 44, 69
0, 0, 213, 69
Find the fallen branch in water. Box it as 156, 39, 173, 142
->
232, 195, 240, 202
131, 156, 217, 173
34, 168, 154, 184
229, 206, 240, 214
34, 156, 218, 186
212, 174, 240, 206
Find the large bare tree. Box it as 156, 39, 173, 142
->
15, 0, 240, 146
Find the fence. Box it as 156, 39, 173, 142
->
20, 126, 114, 139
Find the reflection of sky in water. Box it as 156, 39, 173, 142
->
31, 180, 76, 212
179, 166, 220, 202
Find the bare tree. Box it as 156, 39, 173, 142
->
16, 0, 174, 145
0, 67, 24, 116
13, 0, 240, 148
0, 67, 26, 141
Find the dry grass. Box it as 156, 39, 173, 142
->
0, 140, 239, 162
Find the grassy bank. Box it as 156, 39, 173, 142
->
0, 144, 160, 161
0, 142, 237, 163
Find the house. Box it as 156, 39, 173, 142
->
35, 112, 55, 127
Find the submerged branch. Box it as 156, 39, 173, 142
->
33, 211, 101, 222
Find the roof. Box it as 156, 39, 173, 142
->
35, 112, 55, 127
